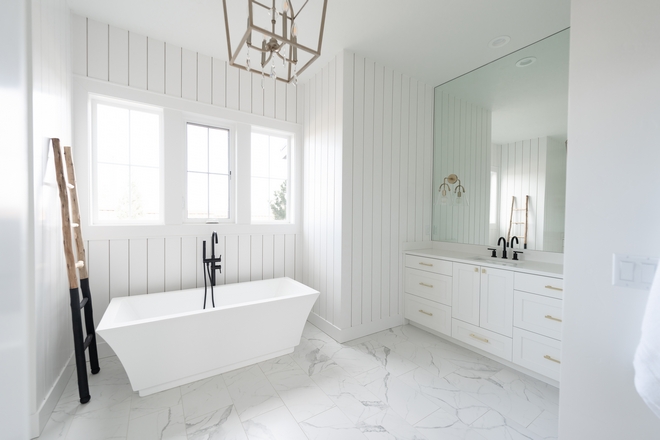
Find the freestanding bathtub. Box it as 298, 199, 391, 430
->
97, 277, 319, 396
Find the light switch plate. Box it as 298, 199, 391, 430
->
612, 254, 659, 290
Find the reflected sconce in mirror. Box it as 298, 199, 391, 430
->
438, 174, 469, 207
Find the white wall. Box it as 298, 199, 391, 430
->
303, 51, 433, 340
433, 91, 492, 245
29, 0, 74, 436
0, 1, 31, 437
560, 0, 660, 438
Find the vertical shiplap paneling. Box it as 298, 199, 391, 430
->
196, 236, 206, 288
181, 236, 197, 289
147, 38, 165, 94
390, 71, 402, 316
212, 58, 226, 107
165, 44, 182, 97
276, 80, 287, 120
351, 54, 365, 326
326, 58, 336, 324
238, 234, 251, 282
109, 239, 129, 298
181, 49, 197, 101
87, 19, 108, 81
399, 75, 410, 247
274, 234, 285, 278
311, 72, 320, 315
225, 235, 239, 284
239, 68, 252, 113
284, 234, 295, 278
264, 75, 275, 118
423, 84, 433, 244
129, 239, 147, 295
303, 74, 312, 290
128, 32, 147, 89
197, 53, 212, 104
250, 235, 263, 281
108, 26, 129, 85
286, 83, 297, 123
416, 82, 426, 242
88, 240, 110, 326
147, 238, 165, 293
251, 71, 264, 116
407, 78, 418, 243
71, 15, 87, 76
165, 237, 181, 291
381, 66, 392, 319
362, 59, 374, 324
319, 66, 328, 320
226, 64, 240, 110
262, 234, 274, 279
372, 62, 384, 321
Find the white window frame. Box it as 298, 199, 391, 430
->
89, 95, 164, 225
250, 127, 293, 224
183, 119, 236, 224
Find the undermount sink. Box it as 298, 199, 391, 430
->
469, 256, 520, 267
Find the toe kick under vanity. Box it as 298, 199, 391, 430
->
403, 249, 563, 384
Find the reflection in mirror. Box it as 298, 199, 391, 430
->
432, 29, 569, 252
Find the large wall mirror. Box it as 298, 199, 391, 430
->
432, 29, 569, 253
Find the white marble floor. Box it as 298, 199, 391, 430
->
38, 323, 559, 440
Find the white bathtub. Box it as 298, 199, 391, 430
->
97, 277, 319, 396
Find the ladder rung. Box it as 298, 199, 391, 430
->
513, 222, 525, 224
67, 183, 75, 189
75, 261, 85, 268
80, 297, 88, 309
72, 223, 79, 228
514, 208, 527, 211
83, 334, 94, 350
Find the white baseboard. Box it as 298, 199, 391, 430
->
308, 313, 405, 344
30, 354, 74, 439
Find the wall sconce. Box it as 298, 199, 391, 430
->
438, 174, 468, 207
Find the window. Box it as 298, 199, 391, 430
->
92, 99, 162, 223
186, 123, 231, 220
251, 132, 290, 222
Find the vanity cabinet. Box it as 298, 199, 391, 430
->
404, 251, 563, 383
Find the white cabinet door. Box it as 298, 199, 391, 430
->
452, 263, 480, 326
479, 267, 514, 337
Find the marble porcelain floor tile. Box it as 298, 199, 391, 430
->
527, 410, 558, 439
414, 408, 487, 440
357, 367, 439, 425
130, 388, 183, 420
399, 367, 491, 425
445, 373, 543, 428
222, 364, 284, 422
38, 399, 78, 440
126, 403, 187, 440
65, 399, 131, 440
241, 405, 307, 440
470, 409, 544, 440
291, 336, 339, 376
310, 364, 388, 424
299, 406, 368, 440
185, 404, 247, 440
350, 339, 419, 377
487, 369, 560, 416
74, 382, 135, 416
383, 338, 460, 378
259, 354, 335, 422
358, 409, 427, 440
180, 376, 233, 422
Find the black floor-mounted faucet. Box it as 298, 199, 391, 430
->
202, 231, 222, 309
498, 236, 508, 259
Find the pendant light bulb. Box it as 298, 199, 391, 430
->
291, 21, 298, 37
282, 0, 289, 13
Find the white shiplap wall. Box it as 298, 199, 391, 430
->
432, 91, 492, 245
303, 51, 433, 339
71, 15, 301, 123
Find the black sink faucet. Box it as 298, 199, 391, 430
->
511, 236, 519, 248
498, 236, 508, 259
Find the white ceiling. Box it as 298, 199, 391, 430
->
67, 0, 570, 86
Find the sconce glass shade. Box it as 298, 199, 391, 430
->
454, 189, 469, 207
437, 185, 453, 206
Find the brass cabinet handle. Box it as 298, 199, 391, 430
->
469, 333, 489, 343
545, 285, 563, 291
474, 267, 478, 272
482, 269, 486, 274
544, 355, 561, 364
545, 315, 562, 322
418, 309, 433, 316
419, 262, 433, 267
419, 282, 434, 288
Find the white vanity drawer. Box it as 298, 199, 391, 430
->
513, 328, 561, 381
514, 273, 564, 299
405, 255, 452, 276
405, 268, 452, 306
405, 294, 452, 336
514, 291, 563, 340
452, 319, 512, 362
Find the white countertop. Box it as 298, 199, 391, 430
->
404, 248, 563, 277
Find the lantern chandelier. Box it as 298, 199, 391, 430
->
222, 0, 329, 85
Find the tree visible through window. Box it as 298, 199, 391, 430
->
252, 132, 290, 222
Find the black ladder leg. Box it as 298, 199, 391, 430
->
80, 278, 100, 374
70, 287, 90, 404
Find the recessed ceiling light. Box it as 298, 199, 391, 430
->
516, 56, 537, 67
489, 35, 511, 48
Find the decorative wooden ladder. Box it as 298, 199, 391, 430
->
507, 195, 530, 249
52, 138, 100, 404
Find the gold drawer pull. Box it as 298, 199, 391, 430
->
474, 267, 478, 272
545, 285, 563, 291
419, 262, 433, 267
545, 315, 562, 322
544, 355, 561, 364
469, 333, 489, 343
418, 309, 433, 316
419, 282, 434, 288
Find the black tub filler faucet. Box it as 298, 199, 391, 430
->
202, 232, 222, 309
